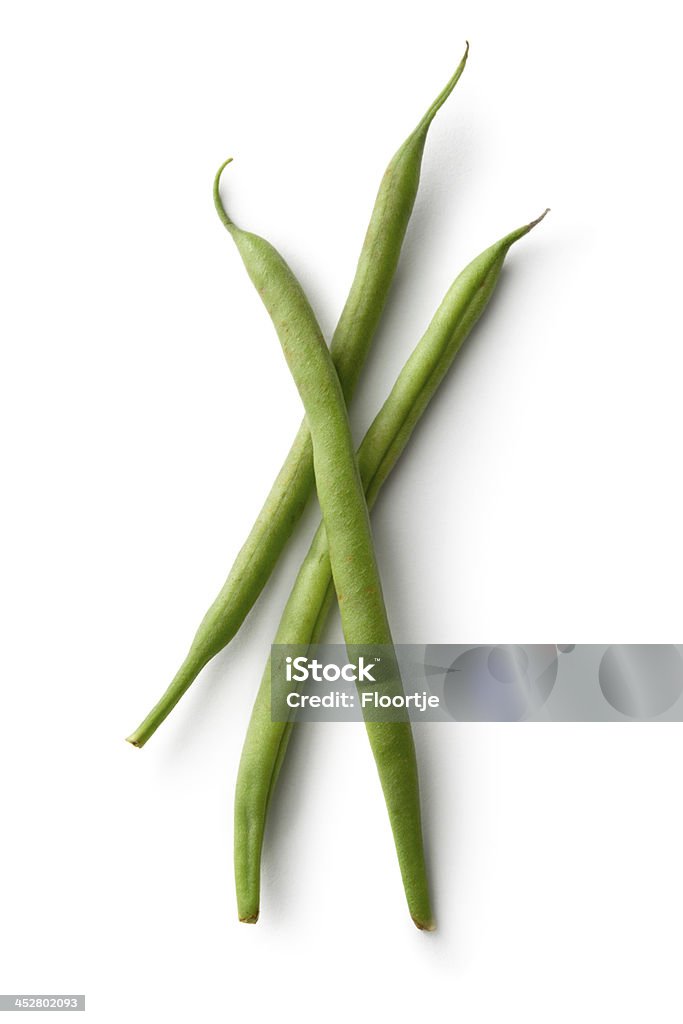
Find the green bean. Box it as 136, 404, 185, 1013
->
213, 163, 435, 930
126, 48, 468, 748
234, 211, 548, 924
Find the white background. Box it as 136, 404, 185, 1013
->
1, 1, 682, 1020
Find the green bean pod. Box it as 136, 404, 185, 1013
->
126, 47, 468, 748
234, 211, 548, 924
214, 165, 434, 930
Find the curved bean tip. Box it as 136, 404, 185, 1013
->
216, 156, 234, 176
503, 208, 550, 251
417, 42, 469, 133
530, 207, 550, 228
213, 158, 236, 231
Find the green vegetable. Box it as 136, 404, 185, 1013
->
213, 163, 434, 930
126, 48, 469, 749
234, 211, 548, 924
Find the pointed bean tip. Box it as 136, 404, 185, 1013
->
504, 208, 550, 249
213, 156, 234, 190
417, 42, 470, 132
529, 207, 550, 229
213, 157, 236, 230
